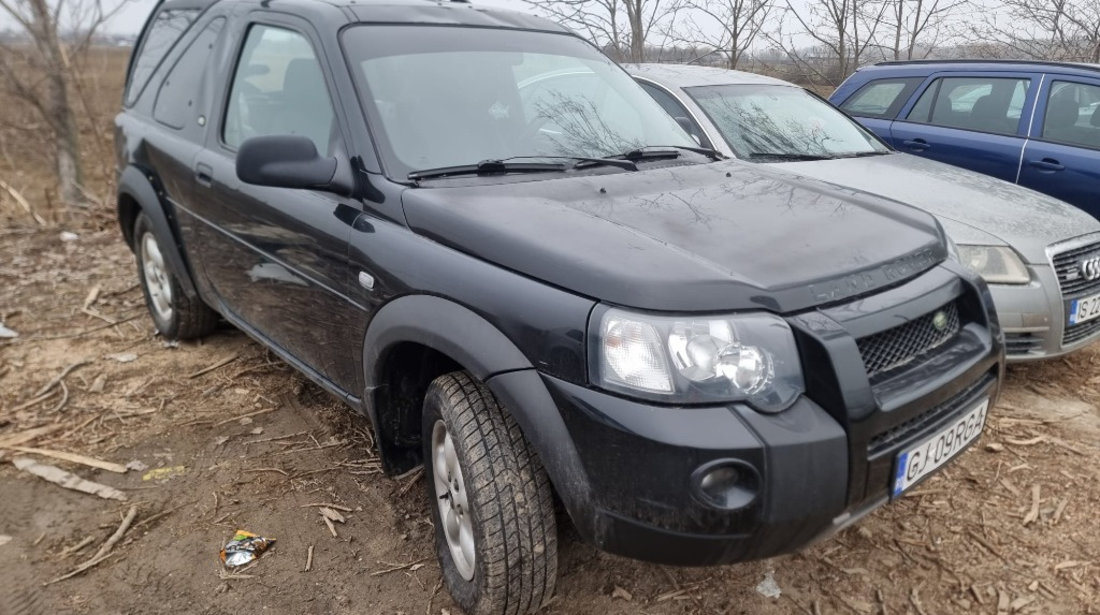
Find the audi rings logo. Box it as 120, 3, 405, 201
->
1080, 257, 1100, 281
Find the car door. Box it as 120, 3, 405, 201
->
188, 15, 365, 392
1018, 76, 1100, 218
888, 72, 1040, 183
834, 76, 924, 142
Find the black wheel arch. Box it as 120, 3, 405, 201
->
362, 294, 533, 474
117, 165, 201, 301
361, 294, 598, 540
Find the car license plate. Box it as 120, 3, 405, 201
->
1068, 293, 1100, 325
892, 398, 988, 497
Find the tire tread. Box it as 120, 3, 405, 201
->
427, 372, 557, 615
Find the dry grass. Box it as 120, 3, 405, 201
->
0, 46, 129, 229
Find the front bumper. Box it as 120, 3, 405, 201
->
486, 267, 1003, 566
993, 264, 1100, 361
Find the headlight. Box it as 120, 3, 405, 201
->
594, 308, 804, 412
956, 245, 1029, 284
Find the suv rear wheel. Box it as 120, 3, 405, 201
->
422, 372, 557, 615
133, 213, 218, 340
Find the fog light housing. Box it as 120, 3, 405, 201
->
691, 460, 759, 510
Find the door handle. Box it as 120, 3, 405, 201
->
902, 138, 929, 151
195, 162, 214, 187
1028, 158, 1064, 173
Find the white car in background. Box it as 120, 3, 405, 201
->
627, 63, 1100, 361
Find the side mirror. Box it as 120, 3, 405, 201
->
236, 135, 353, 196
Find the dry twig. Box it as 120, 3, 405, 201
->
46, 506, 138, 584
4, 446, 126, 473
0, 179, 45, 225
300, 502, 353, 512
398, 467, 424, 497
188, 354, 239, 379
370, 558, 427, 576
33, 360, 92, 397
1023, 484, 1041, 526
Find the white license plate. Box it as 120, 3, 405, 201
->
892, 398, 988, 497
1069, 293, 1100, 325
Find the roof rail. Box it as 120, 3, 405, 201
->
872, 58, 1100, 74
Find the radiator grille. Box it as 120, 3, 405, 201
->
856, 302, 960, 380
1051, 240, 1100, 346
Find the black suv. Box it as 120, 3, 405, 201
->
116, 1, 1004, 612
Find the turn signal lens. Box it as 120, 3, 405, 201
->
600, 316, 673, 393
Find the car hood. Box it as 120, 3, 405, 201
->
775, 153, 1100, 264
401, 161, 947, 313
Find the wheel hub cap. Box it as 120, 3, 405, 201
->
432, 420, 475, 580
140, 232, 173, 322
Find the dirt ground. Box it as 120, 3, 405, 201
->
0, 230, 1097, 615
1, 48, 1099, 615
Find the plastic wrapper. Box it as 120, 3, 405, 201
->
220, 530, 275, 567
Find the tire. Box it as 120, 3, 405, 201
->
422, 372, 558, 615
133, 213, 218, 340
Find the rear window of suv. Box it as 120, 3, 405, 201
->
839, 77, 922, 118
125, 8, 199, 106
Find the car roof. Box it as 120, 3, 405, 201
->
861, 59, 1100, 79
626, 63, 793, 89
160, 0, 567, 32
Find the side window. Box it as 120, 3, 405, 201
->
839, 77, 922, 118
906, 76, 1030, 135
1042, 80, 1100, 149
223, 25, 336, 154
126, 9, 199, 106
637, 81, 707, 145
154, 18, 225, 131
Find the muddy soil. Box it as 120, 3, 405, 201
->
1, 228, 1098, 615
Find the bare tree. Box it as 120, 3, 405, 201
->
887, 0, 969, 60
527, 0, 676, 62
770, 0, 891, 85
0, 0, 127, 208
674, 0, 776, 69
976, 0, 1100, 62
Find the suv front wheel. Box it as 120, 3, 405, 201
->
133, 213, 218, 340
422, 372, 558, 615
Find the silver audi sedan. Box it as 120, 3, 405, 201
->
628, 63, 1100, 361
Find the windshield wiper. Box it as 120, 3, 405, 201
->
407, 159, 568, 181
407, 155, 645, 181
745, 152, 834, 161
512, 155, 639, 172
614, 145, 725, 161
833, 151, 893, 159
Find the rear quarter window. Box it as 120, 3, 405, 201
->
154, 18, 226, 132
839, 77, 922, 118
125, 8, 200, 106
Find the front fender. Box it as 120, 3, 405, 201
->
361, 295, 593, 526
362, 295, 533, 398
117, 165, 199, 300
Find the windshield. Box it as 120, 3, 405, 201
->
687, 84, 889, 160
341, 25, 697, 179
